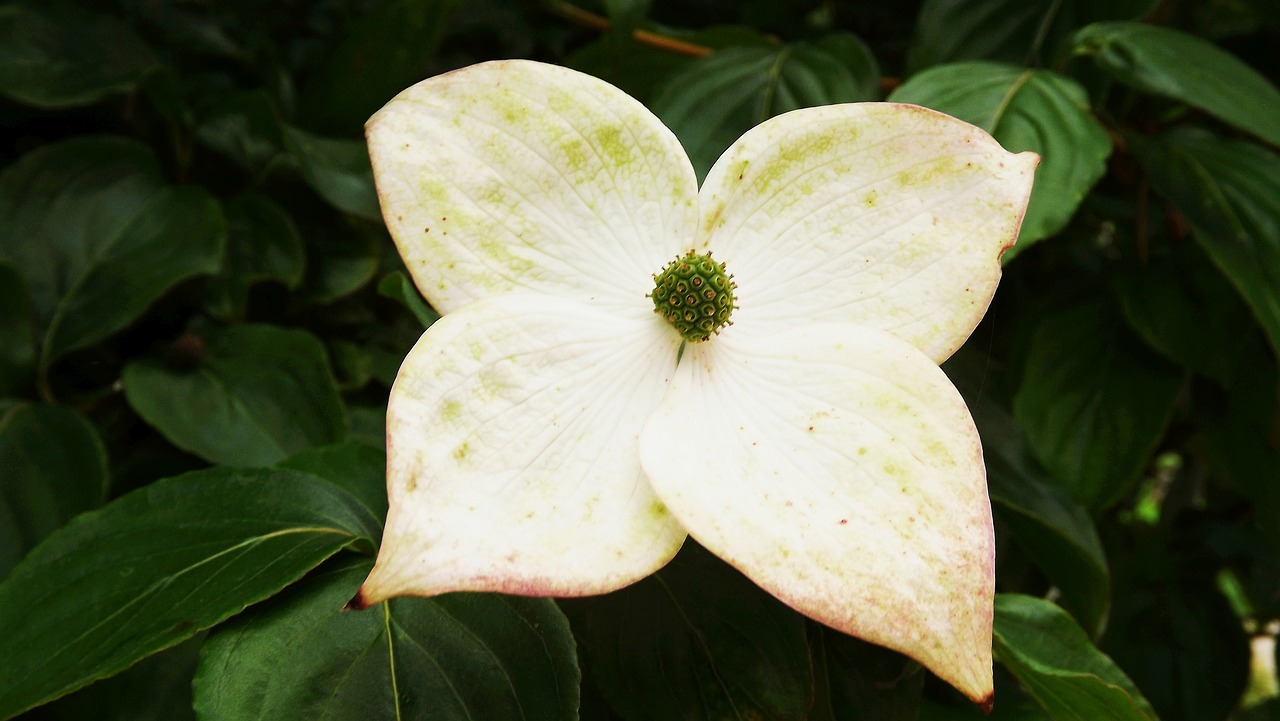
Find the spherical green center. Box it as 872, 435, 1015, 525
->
650, 250, 737, 342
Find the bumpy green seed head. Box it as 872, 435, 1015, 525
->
650, 250, 737, 342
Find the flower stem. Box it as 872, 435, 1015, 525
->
541, 0, 712, 58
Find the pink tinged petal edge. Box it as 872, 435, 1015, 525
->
357, 294, 687, 605
366, 59, 699, 318
638, 322, 996, 705
697, 102, 1038, 364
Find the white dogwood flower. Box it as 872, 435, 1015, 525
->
353, 59, 1036, 707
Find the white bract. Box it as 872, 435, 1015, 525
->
356, 59, 1037, 707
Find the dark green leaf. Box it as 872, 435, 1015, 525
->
194, 556, 579, 721
889, 62, 1111, 256
42, 187, 224, 363
0, 402, 107, 580
203, 194, 305, 321
347, 405, 388, 451
283, 125, 382, 220
945, 351, 1110, 633
907, 0, 1157, 70
26, 636, 202, 721
567, 26, 773, 104
653, 33, 880, 179
813, 628, 924, 721
0, 466, 379, 718
296, 219, 384, 303
0, 263, 35, 395
128, 1, 249, 61
993, 595, 1157, 720
0, 138, 226, 368
328, 339, 378, 390
1103, 527, 1251, 721
972, 401, 1110, 635
298, 0, 464, 135
1194, 336, 1280, 546
276, 443, 388, 536
992, 471, 1110, 637
1115, 240, 1255, 386
565, 543, 812, 720
1012, 300, 1182, 509
1130, 128, 1280, 357
376, 270, 440, 329
194, 90, 285, 177
123, 324, 348, 467
1071, 22, 1280, 147
0, 4, 159, 108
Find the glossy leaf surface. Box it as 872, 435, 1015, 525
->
1012, 301, 1182, 509
1072, 22, 1280, 147
298, 0, 465, 134
203, 193, 305, 321
376, 271, 440, 329
1115, 240, 1254, 387
123, 324, 348, 467
907, 0, 1158, 70
0, 466, 379, 718
0, 4, 158, 108
994, 595, 1157, 720
0, 402, 107, 579
947, 354, 1110, 634
975, 400, 1110, 635
196, 557, 579, 721
0, 138, 225, 367
276, 443, 389, 537
1131, 129, 1280, 357
566, 544, 812, 721
283, 125, 382, 220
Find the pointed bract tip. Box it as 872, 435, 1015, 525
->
977, 692, 995, 715
343, 588, 373, 612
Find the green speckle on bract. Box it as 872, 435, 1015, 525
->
453, 441, 471, 461
650, 250, 736, 342
648, 499, 669, 519
594, 124, 631, 167
441, 400, 462, 422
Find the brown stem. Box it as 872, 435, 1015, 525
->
633, 27, 713, 57
542, 0, 713, 58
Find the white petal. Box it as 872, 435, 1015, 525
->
639, 322, 995, 705
698, 103, 1037, 362
358, 294, 686, 604
367, 60, 699, 317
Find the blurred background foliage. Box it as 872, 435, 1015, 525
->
1, 0, 1278, 719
